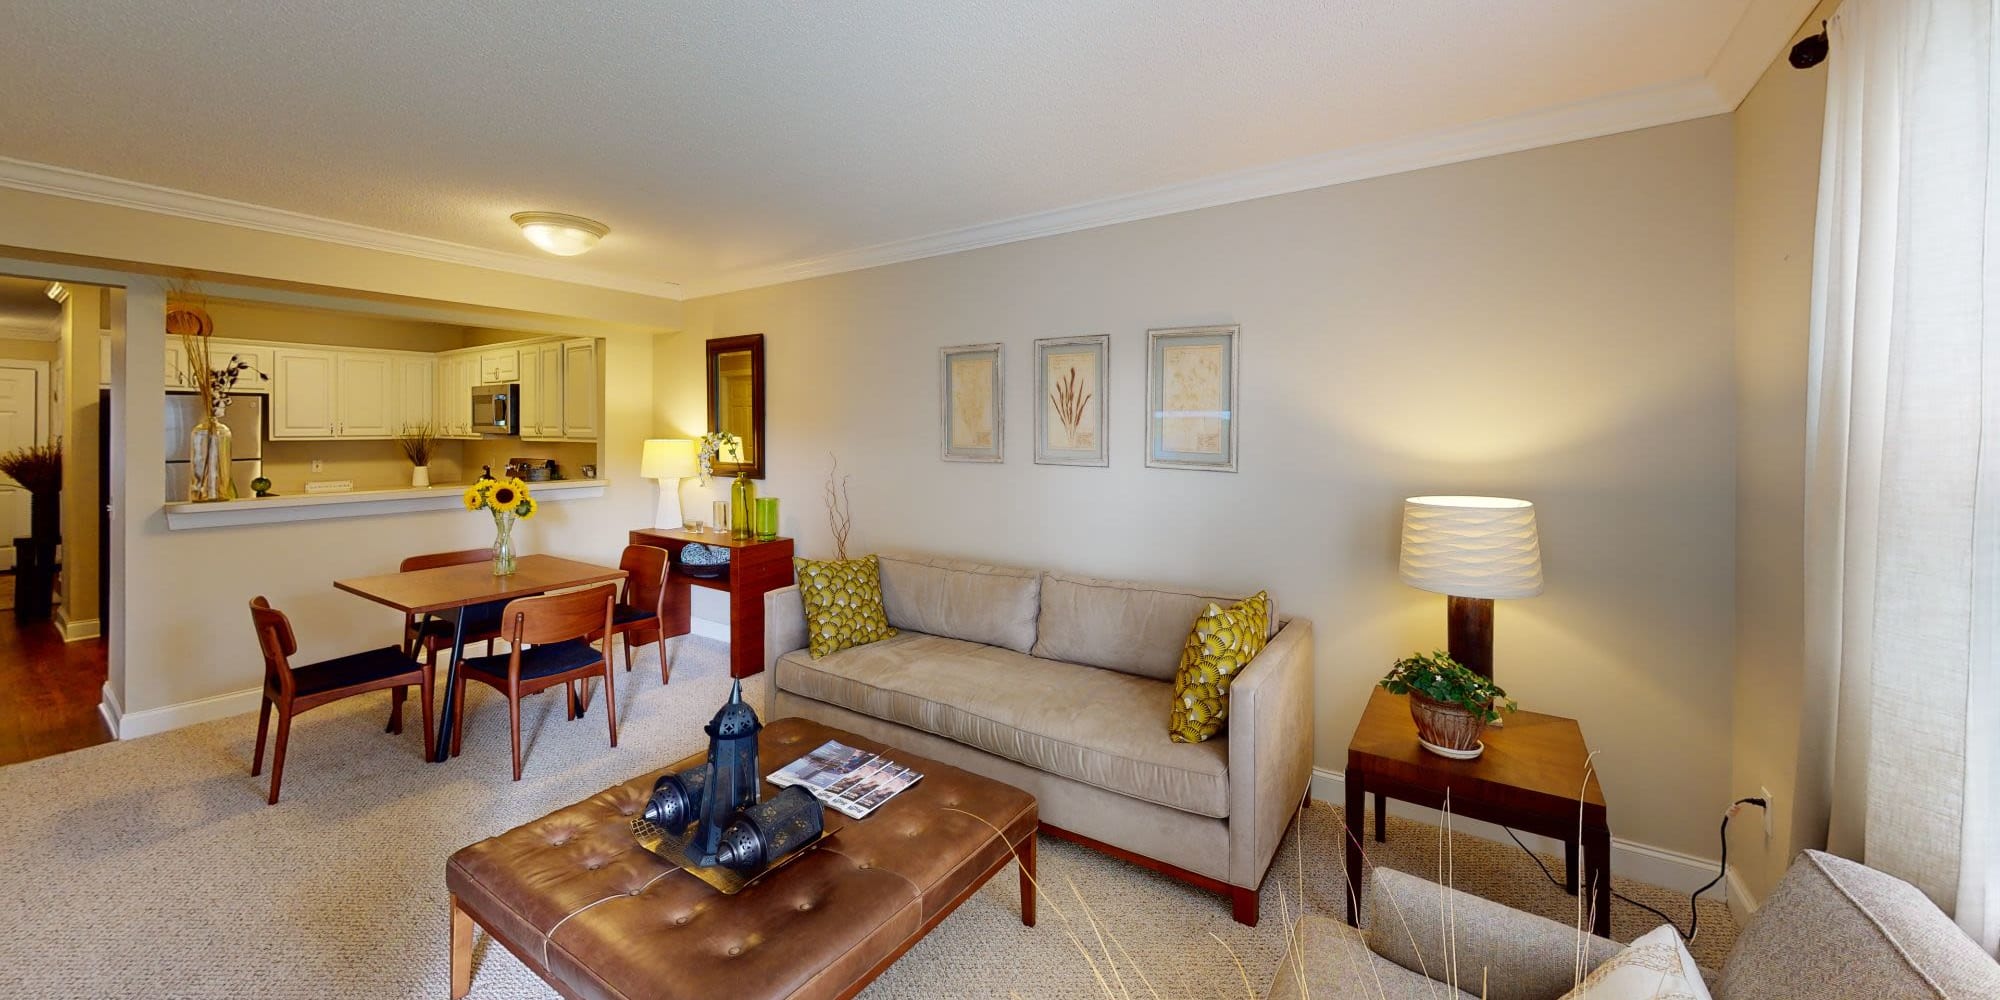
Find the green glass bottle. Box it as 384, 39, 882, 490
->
730, 471, 756, 541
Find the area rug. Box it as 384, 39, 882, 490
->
0, 637, 1735, 998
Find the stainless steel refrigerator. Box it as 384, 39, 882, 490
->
165, 393, 265, 502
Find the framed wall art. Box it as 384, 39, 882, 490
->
939, 342, 1004, 462
1146, 325, 1239, 472
1034, 335, 1108, 467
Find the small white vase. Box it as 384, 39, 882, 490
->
412, 465, 430, 488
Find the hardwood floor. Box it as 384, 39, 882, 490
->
0, 612, 110, 767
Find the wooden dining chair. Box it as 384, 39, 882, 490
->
248, 596, 433, 804
400, 548, 508, 663
605, 544, 673, 683
451, 583, 618, 781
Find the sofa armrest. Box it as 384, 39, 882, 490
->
1227, 618, 1315, 889
762, 586, 807, 711
1365, 866, 1620, 1000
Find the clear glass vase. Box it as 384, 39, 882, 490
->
189, 415, 235, 502
491, 511, 517, 576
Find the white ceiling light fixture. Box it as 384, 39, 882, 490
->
510, 211, 609, 256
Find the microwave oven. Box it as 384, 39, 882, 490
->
471, 383, 519, 436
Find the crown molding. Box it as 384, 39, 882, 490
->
1704, 0, 1825, 109
689, 76, 1731, 297
0, 157, 685, 301
0, 318, 61, 342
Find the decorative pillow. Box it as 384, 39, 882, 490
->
1557, 924, 1712, 1000
794, 555, 898, 659
1168, 591, 1271, 743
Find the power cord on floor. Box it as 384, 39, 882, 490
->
1504, 797, 1765, 944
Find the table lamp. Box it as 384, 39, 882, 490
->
1398, 495, 1544, 681
641, 439, 698, 529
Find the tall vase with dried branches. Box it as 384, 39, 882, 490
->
824, 452, 852, 560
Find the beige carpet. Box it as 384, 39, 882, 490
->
0, 637, 1735, 998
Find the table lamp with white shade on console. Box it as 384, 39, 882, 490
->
1397, 495, 1544, 685
641, 439, 699, 529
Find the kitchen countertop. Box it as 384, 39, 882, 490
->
162, 479, 609, 530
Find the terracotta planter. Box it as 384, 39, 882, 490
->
1409, 692, 1487, 756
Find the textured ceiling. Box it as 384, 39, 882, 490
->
0, 1, 1797, 297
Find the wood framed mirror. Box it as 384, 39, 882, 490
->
706, 333, 765, 480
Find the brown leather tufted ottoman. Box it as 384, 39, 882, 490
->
447, 717, 1039, 1000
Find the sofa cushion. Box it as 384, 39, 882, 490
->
1268, 916, 1480, 1000
775, 632, 1230, 817
795, 555, 898, 659
1169, 592, 1272, 743
1560, 924, 1711, 999
1366, 866, 1623, 1000
1720, 850, 2000, 1000
1032, 571, 1271, 680
876, 553, 1041, 654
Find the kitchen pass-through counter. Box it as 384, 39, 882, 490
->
162, 479, 608, 530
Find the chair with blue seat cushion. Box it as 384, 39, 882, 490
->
450, 583, 619, 780
603, 544, 672, 683
400, 548, 509, 663
248, 596, 433, 804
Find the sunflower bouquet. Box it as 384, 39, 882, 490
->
463, 477, 538, 575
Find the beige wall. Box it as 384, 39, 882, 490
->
58, 286, 104, 630
0, 337, 58, 364
201, 299, 467, 353
1727, 3, 1838, 907
659, 117, 1740, 858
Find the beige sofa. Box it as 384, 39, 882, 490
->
1267, 851, 2000, 999
763, 553, 1315, 925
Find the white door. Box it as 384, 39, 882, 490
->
561, 340, 597, 440
0, 367, 44, 571
335, 352, 395, 438
271, 350, 336, 438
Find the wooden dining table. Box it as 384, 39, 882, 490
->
335, 554, 627, 763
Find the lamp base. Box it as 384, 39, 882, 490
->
1447, 595, 1502, 724
656, 478, 686, 530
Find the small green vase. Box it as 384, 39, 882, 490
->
730, 472, 756, 541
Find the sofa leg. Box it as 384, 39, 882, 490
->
1230, 886, 1259, 926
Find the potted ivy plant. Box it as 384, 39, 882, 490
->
1378, 651, 1517, 759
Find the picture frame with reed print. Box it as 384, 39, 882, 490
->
1033, 335, 1108, 467
939, 342, 1004, 463
1146, 325, 1239, 472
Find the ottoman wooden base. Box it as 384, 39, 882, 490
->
447, 717, 1038, 1000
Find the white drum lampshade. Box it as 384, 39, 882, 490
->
642, 439, 699, 528
1399, 496, 1543, 680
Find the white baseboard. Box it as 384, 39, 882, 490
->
1725, 864, 1762, 925
104, 685, 263, 741
97, 682, 122, 739
53, 610, 100, 641
689, 617, 730, 642
1309, 767, 1727, 899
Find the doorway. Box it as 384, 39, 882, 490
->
0, 275, 110, 765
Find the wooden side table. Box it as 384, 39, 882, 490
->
628, 527, 795, 679
1344, 688, 1611, 937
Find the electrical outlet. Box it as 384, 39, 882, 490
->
310, 459, 324, 473
1761, 786, 1775, 841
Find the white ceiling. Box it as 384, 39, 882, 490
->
0, 1, 1813, 299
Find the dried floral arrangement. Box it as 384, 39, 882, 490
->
696, 430, 736, 484
396, 423, 440, 467
1049, 364, 1093, 447
824, 452, 852, 560
168, 285, 266, 419
0, 444, 62, 496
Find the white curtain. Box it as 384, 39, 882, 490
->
1807, 0, 2000, 952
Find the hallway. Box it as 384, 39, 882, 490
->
0, 609, 109, 766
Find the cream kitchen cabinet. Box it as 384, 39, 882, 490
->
435, 354, 480, 437
271, 348, 398, 439
393, 357, 434, 433
560, 339, 597, 440
476, 348, 519, 384
163, 340, 190, 389
203, 340, 274, 394
519, 342, 564, 439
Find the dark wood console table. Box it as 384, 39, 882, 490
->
1344, 688, 1611, 937
627, 527, 794, 678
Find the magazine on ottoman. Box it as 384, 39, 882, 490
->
768, 739, 925, 819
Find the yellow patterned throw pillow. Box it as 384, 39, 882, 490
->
1169, 591, 1272, 743
794, 555, 898, 659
